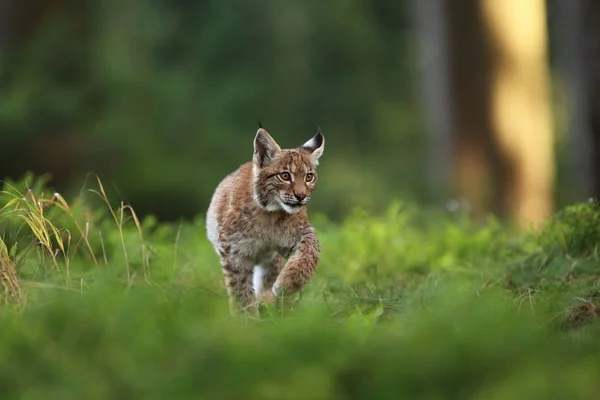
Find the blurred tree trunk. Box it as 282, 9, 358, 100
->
444, 0, 554, 228
557, 0, 600, 199
587, 1, 600, 197
412, 0, 454, 197
555, 0, 594, 200
444, 1, 495, 219
0, 0, 11, 64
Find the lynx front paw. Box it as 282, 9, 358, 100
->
272, 282, 284, 299
272, 282, 299, 301
260, 290, 278, 304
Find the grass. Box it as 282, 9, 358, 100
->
1, 174, 600, 399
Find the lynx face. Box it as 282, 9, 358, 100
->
253, 129, 325, 214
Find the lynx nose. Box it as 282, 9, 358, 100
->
294, 193, 307, 202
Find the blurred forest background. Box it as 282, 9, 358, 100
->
1, 0, 598, 227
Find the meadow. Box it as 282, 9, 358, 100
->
1, 174, 600, 399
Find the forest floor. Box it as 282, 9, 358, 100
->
1, 175, 600, 399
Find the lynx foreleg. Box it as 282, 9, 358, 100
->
272, 232, 320, 298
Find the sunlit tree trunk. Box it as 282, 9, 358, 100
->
483, 0, 555, 226
444, 0, 554, 228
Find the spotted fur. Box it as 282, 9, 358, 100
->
206, 127, 325, 315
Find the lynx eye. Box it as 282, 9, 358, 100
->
279, 172, 291, 181
305, 173, 315, 183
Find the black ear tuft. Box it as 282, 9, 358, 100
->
258, 120, 263, 129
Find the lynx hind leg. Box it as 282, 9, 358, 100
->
253, 252, 285, 304
221, 259, 258, 316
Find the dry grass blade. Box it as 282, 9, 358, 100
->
1, 180, 91, 283
561, 295, 600, 330
89, 176, 155, 283
0, 237, 21, 301
119, 203, 156, 279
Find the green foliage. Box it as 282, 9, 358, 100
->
0, 0, 424, 221
506, 201, 600, 287
1, 177, 600, 398
541, 199, 600, 258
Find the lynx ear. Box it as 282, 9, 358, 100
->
254, 128, 281, 168
301, 130, 325, 165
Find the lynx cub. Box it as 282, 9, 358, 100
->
206, 127, 325, 314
